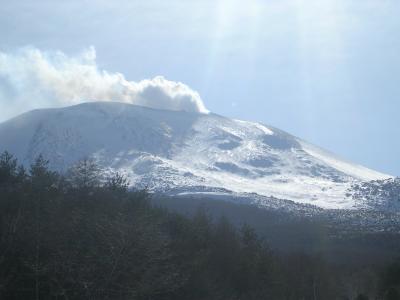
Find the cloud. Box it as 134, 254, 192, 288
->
0, 46, 208, 121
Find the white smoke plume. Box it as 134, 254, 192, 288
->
0, 46, 208, 122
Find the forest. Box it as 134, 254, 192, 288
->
0, 151, 400, 300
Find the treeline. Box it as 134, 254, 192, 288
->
152, 195, 400, 263
0, 151, 399, 300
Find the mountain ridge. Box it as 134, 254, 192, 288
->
0, 101, 392, 210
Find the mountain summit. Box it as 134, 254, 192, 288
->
0, 102, 391, 209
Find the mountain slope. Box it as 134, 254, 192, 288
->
0, 102, 391, 209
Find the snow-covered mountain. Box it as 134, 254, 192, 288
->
0, 102, 392, 210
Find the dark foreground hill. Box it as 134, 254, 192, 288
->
1, 151, 400, 300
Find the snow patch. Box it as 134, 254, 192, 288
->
299, 140, 391, 181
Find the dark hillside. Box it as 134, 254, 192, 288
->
1, 151, 400, 299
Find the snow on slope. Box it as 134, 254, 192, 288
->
0, 102, 391, 209
299, 141, 389, 182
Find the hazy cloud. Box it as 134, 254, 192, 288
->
0, 46, 208, 121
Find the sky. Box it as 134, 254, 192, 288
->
0, 0, 399, 176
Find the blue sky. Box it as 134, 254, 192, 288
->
0, 0, 399, 175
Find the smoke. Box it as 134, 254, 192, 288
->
0, 46, 208, 121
